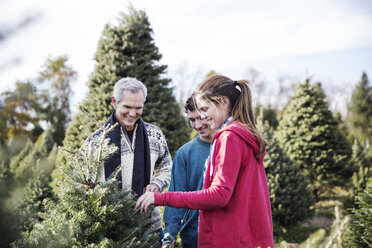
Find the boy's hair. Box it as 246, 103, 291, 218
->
184, 94, 196, 113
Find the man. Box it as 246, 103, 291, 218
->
91, 77, 172, 240
162, 95, 216, 248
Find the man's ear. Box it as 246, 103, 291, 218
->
111, 96, 117, 108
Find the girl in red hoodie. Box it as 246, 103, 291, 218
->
136, 75, 274, 248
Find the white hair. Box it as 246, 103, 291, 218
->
113, 77, 147, 102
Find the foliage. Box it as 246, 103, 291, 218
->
347, 72, 372, 144
342, 178, 372, 248
14, 131, 55, 182
9, 139, 33, 173
0, 154, 19, 246
14, 122, 158, 247
14, 175, 55, 234
1, 80, 43, 141
37, 56, 77, 145
274, 225, 323, 244
254, 104, 279, 129
257, 109, 315, 229
343, 140, 372, 209
0, 56, 76, 144
62, 5, 189, 156
275, 79, 353, 198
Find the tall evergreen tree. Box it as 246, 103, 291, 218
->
275, 80, 353, 197
14, 123, 157, 247
62, 5, 189, 155
347, 72, 372, 144
257, 110, 314, 228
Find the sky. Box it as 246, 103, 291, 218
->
1, 0, 372, 115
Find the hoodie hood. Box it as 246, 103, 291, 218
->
213, 120, 264, 162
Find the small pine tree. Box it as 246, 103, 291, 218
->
343, 140, 371, 209
257, 109, 315, 228
14, 122, 158, 247
342, 178, 372, 248
275, 80, 353, 197
9, 139, 33, 174
15, 131, 54, 181
62, 5, 189, 156
254, 104, 279, 129
14, 175, 55, 234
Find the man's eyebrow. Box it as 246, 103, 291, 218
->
123, 104, 143, 108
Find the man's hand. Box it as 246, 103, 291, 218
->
162, 243, 174, 248
135, 192, 155, 214
144, 183, 160, 193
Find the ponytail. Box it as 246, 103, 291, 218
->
195, 75, 267, 158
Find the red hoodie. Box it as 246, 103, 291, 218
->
155, 121, 274, 248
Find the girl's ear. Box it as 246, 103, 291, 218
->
221, 96, 230, 108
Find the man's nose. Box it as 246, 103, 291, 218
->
194, 119, 203, 129
129, 109, 137, 116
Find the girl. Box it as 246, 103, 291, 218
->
136, 75, 274, 248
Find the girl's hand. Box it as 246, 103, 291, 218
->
135, 192, 155, 214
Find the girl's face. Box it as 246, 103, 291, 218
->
196, 97, 230, 130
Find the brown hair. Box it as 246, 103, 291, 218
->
184, 94, 196, 113
194, 74, 267, 158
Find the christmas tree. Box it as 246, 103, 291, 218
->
342, 178, 372, 248
14, 120, 157, 247
257, 109, 314, 228
62, 5, 189, 156
275, 80, 353, 197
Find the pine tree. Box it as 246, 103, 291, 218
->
275, 80, 353, 197
15, 131, 54, 181
347, 72, 372, 144
343, 140, 372, 209
9, 139, 33, 174
14, 122, 157, 247
254, 104, 279, 129
14, 175, 55, 234
257, 110, 314, 228
62, 5, 189, 155
342, 178, 372, 248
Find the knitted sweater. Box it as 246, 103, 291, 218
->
155, 121, 274, 247
163, 136, 211, 247
93, 120, 172, 230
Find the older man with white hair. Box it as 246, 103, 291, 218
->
90, 77, 172, 244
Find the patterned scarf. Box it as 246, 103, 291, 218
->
104, 111, 151, 197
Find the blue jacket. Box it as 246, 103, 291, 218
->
163, 136, 211, 248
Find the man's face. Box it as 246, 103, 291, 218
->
112, 90, 145, 131
187, 109, 215, 142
